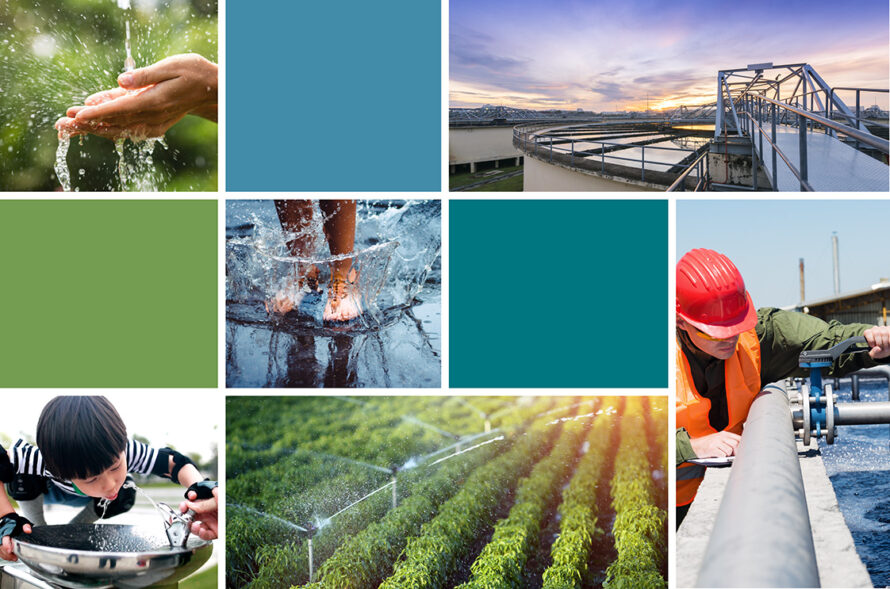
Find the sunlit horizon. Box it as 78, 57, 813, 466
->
450, 0, 889, 112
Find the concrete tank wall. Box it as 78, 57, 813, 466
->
450, 127, 518, 165
523, 156, 660, 192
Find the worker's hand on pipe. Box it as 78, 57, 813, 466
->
0, 512, 32, 561
690, 431, 742, 458
55, 53, 218, 140
864, 326, 890, 360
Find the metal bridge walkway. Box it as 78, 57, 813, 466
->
755, 124, 889, 191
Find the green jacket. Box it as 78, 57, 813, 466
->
677, 307, 885, 465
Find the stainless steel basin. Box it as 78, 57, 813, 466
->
12, 525, 212, 588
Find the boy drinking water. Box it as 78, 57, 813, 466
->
0, 396, 218, 561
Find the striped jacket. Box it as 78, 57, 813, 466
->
9, 439, 159, 496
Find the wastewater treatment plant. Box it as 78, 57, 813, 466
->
225, 396, 667, 589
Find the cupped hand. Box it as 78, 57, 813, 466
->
179, 487, 218, 541
0, 523, 31, 562
689, 430, 741, 458
55, 53, 217, 140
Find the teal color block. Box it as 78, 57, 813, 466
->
450, 200, 668, 388
227, 1, 440, 192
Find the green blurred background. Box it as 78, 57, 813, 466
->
0, 0, 218, 191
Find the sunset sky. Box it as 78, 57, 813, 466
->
450, 0, 889, 111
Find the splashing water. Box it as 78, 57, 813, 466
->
227, 200, 441, 332
55, 134, 71, 191
96, 497, 111, 519
123, 20, 135, 73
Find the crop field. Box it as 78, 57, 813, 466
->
226, 396, 667, 589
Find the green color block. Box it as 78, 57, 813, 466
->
0, 200, 217, 387
449, 199, 667, 388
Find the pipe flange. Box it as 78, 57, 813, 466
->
801, 383, 811, 446
825, 384, 835, 444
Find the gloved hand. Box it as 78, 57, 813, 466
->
0, 513, 31, 539
93, 475, 137, 519
0, 512, 32, 561
184, 479, 217, 500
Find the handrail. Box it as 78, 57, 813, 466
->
744, 113, 814, 191
742, 93, 889, 154
831, 87, 889, 93
666, 150, 709, 192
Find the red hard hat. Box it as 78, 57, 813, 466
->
677, 248, 757, 339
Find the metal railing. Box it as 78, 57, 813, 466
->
737, 93, 889, 191
696, 382, 820, 587
513, 127, 707, 187
666, 150, 709, 192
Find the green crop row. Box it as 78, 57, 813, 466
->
541, 403, 615, 589
378, 425, 557, 589
457, 419, 588, 589
603, 398, 666, 589
299, 432, 509, 589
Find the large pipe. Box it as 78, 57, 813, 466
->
835, 402, 890, 425
697, 382, 820, 588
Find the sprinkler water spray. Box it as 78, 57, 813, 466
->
390, 465, 399, 509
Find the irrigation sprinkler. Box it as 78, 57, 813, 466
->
302, 523, 318, 583
792, 336, 890, 444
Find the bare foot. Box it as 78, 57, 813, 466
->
265, 265, 320, 315
266, 282, 305, 314
324, 270, 363, 322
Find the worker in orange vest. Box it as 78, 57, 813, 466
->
676, 248, 890, 527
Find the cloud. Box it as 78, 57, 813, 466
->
590, 82, 634, 101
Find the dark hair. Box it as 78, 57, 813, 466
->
36, 396, 128, 480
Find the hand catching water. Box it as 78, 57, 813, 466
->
55, 53, 218, 140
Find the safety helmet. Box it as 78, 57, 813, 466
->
676, 248, 757, 339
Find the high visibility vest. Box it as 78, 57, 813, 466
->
676, 329, 761, 506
